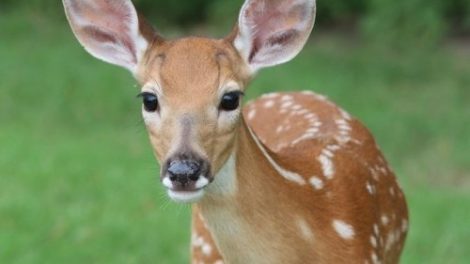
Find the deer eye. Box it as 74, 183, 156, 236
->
220, 91, 243, 111
139, 92, 159, 112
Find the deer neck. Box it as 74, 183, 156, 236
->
200, 117, 285, 207
197, 118, 312, 263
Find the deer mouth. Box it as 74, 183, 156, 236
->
162, 175, 210, 203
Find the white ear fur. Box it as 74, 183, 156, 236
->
234, 0, 316, 73
63, 0, 150, 75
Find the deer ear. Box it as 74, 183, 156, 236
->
63, 0, 152, 75
233, 0, 316, 73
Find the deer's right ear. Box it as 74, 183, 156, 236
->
63, 0, 153, 75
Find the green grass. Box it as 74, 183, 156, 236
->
1, 10, 469, 263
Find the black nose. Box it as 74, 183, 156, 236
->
167, 159, 201, 185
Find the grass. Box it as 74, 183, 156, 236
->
1, 10, 469, 263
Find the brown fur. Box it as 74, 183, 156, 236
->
192, 93, 408, 264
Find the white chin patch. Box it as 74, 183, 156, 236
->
168, 189, 205, 203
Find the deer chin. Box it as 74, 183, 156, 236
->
167, 189, 205, 203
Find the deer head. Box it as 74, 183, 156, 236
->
63, 0, 316, 203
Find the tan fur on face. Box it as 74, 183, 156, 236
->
136, 37, 250, 176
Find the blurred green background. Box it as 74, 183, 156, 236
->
0, 0, 469, 263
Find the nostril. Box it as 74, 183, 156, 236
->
188, 174, 199, 181
169, 173, 177, 182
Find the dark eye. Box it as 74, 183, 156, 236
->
220, 91, 243, 111
139, 92, 159, 112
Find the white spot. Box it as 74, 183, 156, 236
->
248, 128, 307, 185
334, 120, 352, 143
309, 177, 324, 190
338, 124, 351, 131
326, 145, 341, 151
332, 220, 355, 240
192, 235, 204, 247
214, 261, 224, 264
401, 219, 408, 233
202, 243, 212, 256
340, 109, 352, 120
336, 134, 351, 143
276, 125, 284, 134
371, 252, 380, 264
291, 104, 302, 110
263, 100, 275, 108
366, 181, 375, 194
247, 109, 256, 120
318, 154, 334, 179
281, 101, 293, 108
385, 231, 396, 252
380, 167, 387, 174
305, 113, 316, 119
389, 187, 395, 196
192, 234, 213, 257
296, 218, 314, 241
381, 215, 389, 226
312, 121, 322, 127
373, 224, 380, 235
281, 95, 293, 101
322, 149, 334, 158
370, 235, 377, 248
336, 119, 348, 126
306, 127, 320, 133
370, 167, 380, 181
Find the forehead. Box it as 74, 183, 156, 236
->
142, 38, 242, 99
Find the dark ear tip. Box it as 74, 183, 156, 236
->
137, 12, 164, 44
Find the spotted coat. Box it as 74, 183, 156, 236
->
191, 91, 408, 264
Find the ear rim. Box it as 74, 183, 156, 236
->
62, 0, 154, 75
232, 0, 317, 74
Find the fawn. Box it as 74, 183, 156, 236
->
63, 0, 408, 263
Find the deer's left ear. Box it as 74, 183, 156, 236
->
232, 0, 316, 73
63, 0, 153, 75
